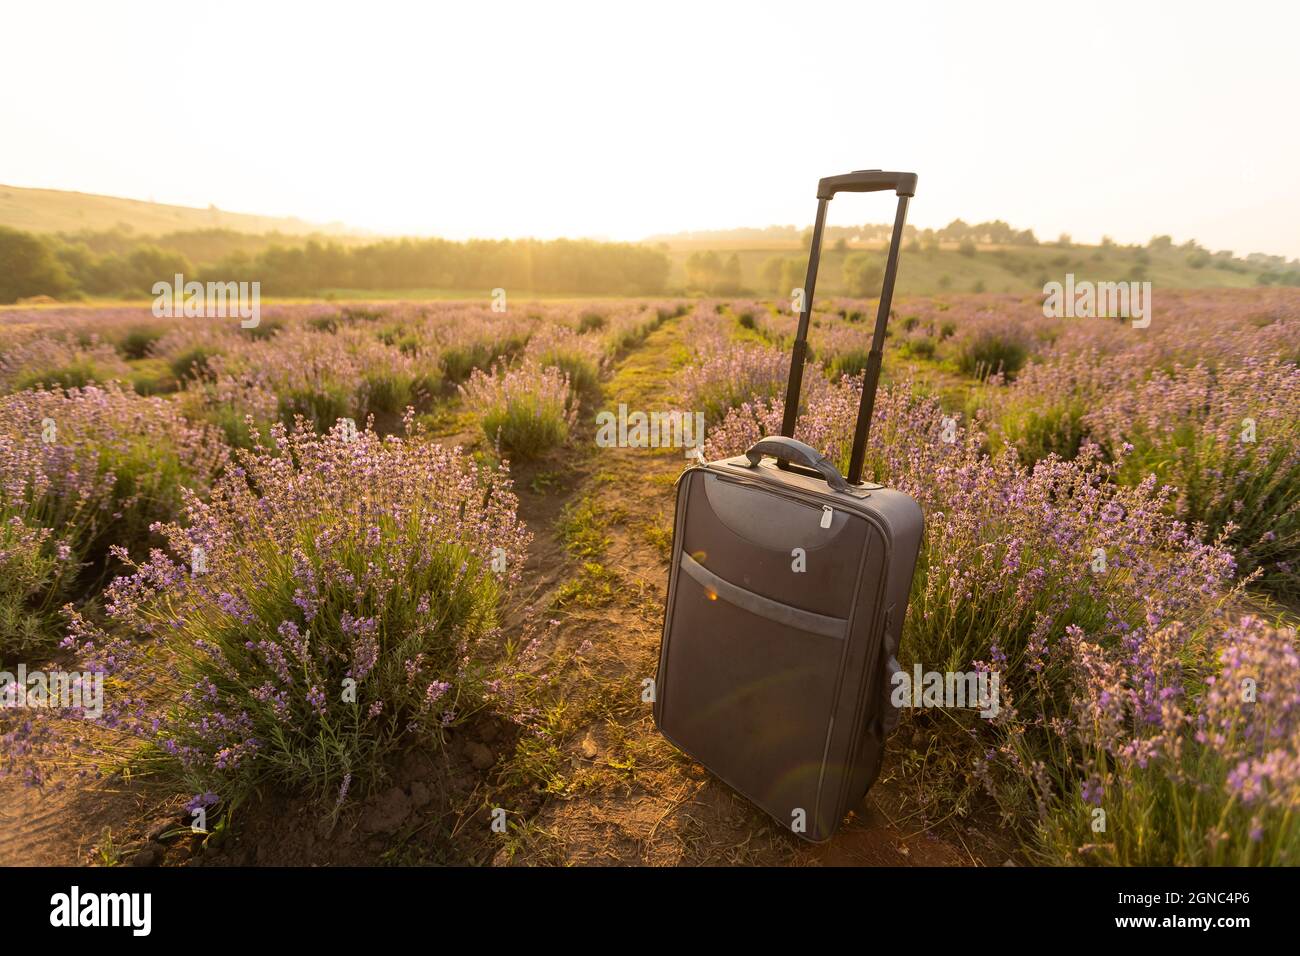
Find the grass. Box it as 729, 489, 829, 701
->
441, 336, 527, 384
557, 497, 610, 559
955, 326, 1030, 379
528, 470, 565, 494
12, 359, 109, 391
91, 830, 126, 867
642, 519, 674, 563
994, 394, 1091, 464
479, 398, 571, 459
552, 562, 620, 609
129, 358, 179, 395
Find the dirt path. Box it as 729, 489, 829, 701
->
498, 313, 1005, 866
0, 763, 182, 866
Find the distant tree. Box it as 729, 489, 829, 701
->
781, 258, 806, 297
720, 253, 743, 294
684, 250, 722, 291
121, 245, 193, 295
685, 250, 743, 294
0, 227, 73, 303
938, 219, 971, 243
958, 239, 977, 257
1148, 235, 1173, 250
843, 252, 885, 296
53, 240, 97, 288
760, 255, 786, 293
833, 237, 848, 254
1057, 233, 1072, 248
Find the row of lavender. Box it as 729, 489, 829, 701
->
0, 299, 672, 817
0, 300, 671, 445
679, 290, 1300, 864
687, 289, 1300, 594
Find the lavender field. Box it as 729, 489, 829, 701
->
1, 287, 1298, 866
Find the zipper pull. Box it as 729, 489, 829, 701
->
820, 505, 833, 529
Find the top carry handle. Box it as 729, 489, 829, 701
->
778, 169, 916, 486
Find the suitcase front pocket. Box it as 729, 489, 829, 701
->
684, 473, 869, 619
679, 553, 848, 640
659, 553, 850, 836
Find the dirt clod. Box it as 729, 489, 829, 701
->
465, 742, 495, 770
408, 781, 433, 810
361, 787, 412, 833
130, 844, 164, 867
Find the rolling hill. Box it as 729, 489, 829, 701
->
0, 184, 359, 237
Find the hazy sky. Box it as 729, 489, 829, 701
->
3, 0, 1297, 258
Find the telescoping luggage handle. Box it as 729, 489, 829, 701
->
776, 169, 916, 487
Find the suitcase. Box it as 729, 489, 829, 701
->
653, 170, 923, 843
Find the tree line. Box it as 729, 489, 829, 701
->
661, 219, 1042, 247
0, 226, 673, 303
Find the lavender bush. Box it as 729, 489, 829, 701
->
0, 384, 227, 656
679, 342, 789, 426
0, 335, 131, 393
59, 417, 530, 809
522, 322, 605, 397
460, 360, 577, 459
1021, 617, 1300, 865
1088, 359, 1300, 596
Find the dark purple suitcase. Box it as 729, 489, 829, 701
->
654, 170, 922, 842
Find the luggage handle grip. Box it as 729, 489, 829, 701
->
817, 169, 917, 200
745, 436, 850, 493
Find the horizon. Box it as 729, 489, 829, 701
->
3, 0, 1299, 260
4, 182, 1288, 264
